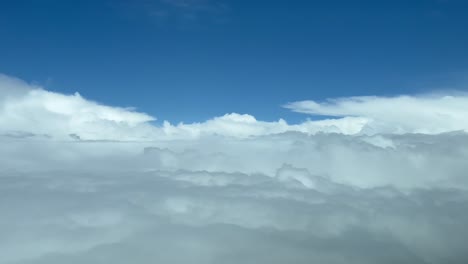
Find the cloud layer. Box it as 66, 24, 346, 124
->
285, 94, 468, 134
1, 74, 468, 263
0, 74, 371, 140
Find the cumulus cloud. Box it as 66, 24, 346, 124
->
0, 74, 156, 141
1, 73, 468, 264
0, 74, 371, 140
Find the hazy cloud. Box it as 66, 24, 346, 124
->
114, 0, 229, 27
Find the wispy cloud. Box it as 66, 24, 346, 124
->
285, 93, 468, 134
114, 0, 229, 28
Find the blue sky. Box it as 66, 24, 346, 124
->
1, 0, 468, 123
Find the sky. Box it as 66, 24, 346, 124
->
2, 1, 468, 264
1, 0, 468, 122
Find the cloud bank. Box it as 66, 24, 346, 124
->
0, 74, 372, 140
1, 74, 468, 264
285, 94, 468, 134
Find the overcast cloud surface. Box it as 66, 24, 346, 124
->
1, 74, 468, 264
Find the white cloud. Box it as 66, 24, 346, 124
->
2, 141, 468, 263
5, 74, 468, 141
0, 74, 371, 141
285, 94, 468, 134
159, 114, 369, 139
1, 73, 468, 263
0, 74, 156, 141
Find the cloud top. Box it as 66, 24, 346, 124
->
0, 75, 370, 140
0, 74, 156, 140
285, 94, 468, 134
4, 74, 468, 141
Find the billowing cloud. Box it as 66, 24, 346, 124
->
1, 74, 468, 264
0, 74, 156, 141
0, 74, 371, 140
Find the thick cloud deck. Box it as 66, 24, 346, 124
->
1, 74, 468, 263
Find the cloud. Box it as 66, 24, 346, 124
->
115, 0, 229, 27
157, 0, 229, 15
285, 94, 468, 134
1, 73, 468, 263
2, 139, 468, 263
159, 114, 369, 139
0, 74, 156, 141
4, 74, 468, 141
0, 74, 371, 141
160, 0, 213, 9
